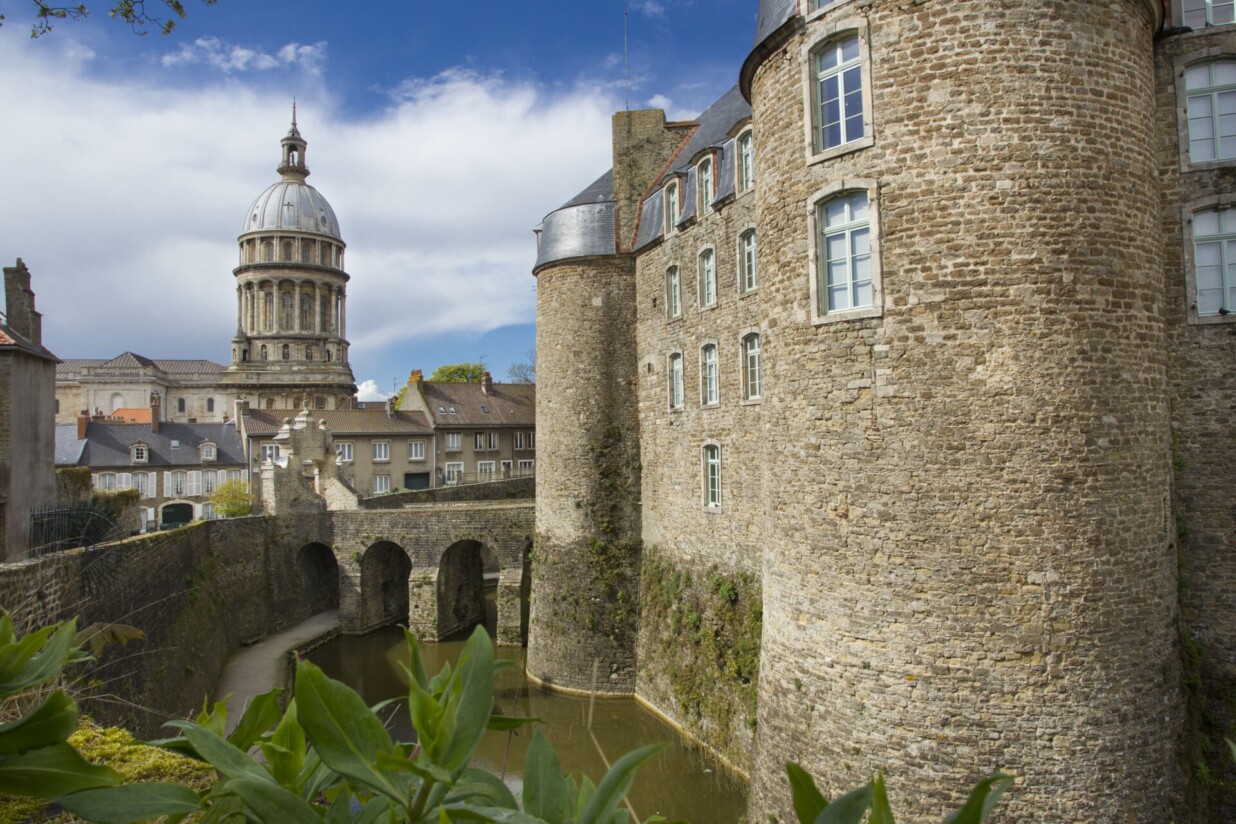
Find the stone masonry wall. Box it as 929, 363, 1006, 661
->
1157, 24, 1236, 817
360, 476, 534, 509
744, 1, 1179, 821
527, 258, 643, 694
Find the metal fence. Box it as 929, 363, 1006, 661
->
27, 504, 124, 557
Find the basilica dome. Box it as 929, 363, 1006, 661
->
242, 181, 342, 241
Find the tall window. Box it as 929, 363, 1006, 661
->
1186, 61, 1236, 163
697, 157, 714, 211
336, 442, 354, 463
177, 398, 186, 413
665, 181, 680, 232
134, 472, 149, 498
374, 441, 390, 462
742, 334, 761, 401
1193, 207, 1236, 315
373, 475, 390, 494
282, 344, 290, 361
740, 230, 758, 292
446, 433, 462, 452
170, 471, 187, 497
669, 353, 684, 409
95, 473, 116, 491
489, 432, 500, 450
203, 471, 217, 495
738, 130, 755, 192
445, 462, 464, 483
814, 36, 864, 152
701, 344, 719, 405
1183, 0, 1236, 27
666, 266, 682, 318
703, 444, 721, 508
819, 191, 873, 313
475, 432, 486, 450
206, 398, 215, 413
514, 432, 525, 450
699, 248, 716, 308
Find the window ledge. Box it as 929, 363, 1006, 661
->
741, 397, 763, 406
807, 135, 874, 167
1188, 311, 1236, 325
373, 459, 390, 464
701, 402, 720, 410
739, 288, 759, 299
813, 304, 883, 326
703, 504, 723, 513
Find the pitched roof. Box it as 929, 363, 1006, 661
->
0, 320, 59, 362
72, 421, 246, 468
56, 354, 225, 379
241, 409, 431, 438
54, 423, 86, 466
420, 382, 535, 427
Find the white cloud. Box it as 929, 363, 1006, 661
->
635, 1, 667, 18
355, 380, 389, 402
0, 38, 616, 383
161, 36, 327, 75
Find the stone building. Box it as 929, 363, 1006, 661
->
54, 111, 357, 423
529, 1, 1236, 820
0, 260, 59, 561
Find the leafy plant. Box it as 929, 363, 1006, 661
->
210, 478, 254, 517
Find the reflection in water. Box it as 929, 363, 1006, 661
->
308, 623, 748, 822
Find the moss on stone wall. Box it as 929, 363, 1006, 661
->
639, 548, 761, 769
55, 466, 92, 504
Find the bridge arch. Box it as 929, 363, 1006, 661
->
358, 541, 412, 632
437, 540, 499, 640
296, 542, 339, 614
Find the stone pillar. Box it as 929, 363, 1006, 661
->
495, 568, 524, 647
406, 570, 437, 640
340, 292, 347, 339
235, 285, 243, 330
294, 280, 302, 333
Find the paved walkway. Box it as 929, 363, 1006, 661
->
214, 609, 339, 733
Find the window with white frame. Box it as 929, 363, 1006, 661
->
187, 471, 202, 497
701, 344, 719, 406
697, 157, 714, 211
226, 470, 244, 483
201, 443, 217, 462
261, 444, 280, 463
336, 442, 354, 463
737, 129, 755, 192
813, 35, 865, 153
742, 333, 762, 401
446, 432, 462, 452
474, 432, 486, 450
477, 461, 496, 479
518, 459, 535, 474
1182, 0, 1236, 28
409, 440, 425, 461
703, 444, 721, 508
501, 460, 513, 476
131, 444, 148, 464
95, 473, 116, 491
528, 432, 535, 449
740, 230, 758, 292
666, 266, 682, 319
1186, 61, 1236, 163
665, 180, 680, 232
669, 353, 685, 409
373, 475, 390, 494
819, 190, 873, 313
373, 441, 390, 462
445, 462, 464, 483
134, 472, 150, 498
203, 471, 217, 494
1192, 206, 1236, 316
699, 248, 716, 308
488, 431, 499, 450
170, 471, 187, 497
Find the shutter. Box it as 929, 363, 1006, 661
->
117, 473, 131, 490
187, 471, 202, 497
163, 472, 172, 498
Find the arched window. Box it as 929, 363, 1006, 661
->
301, 294, 313, 330
177, 398, 186, 414
282, 240, 294, 261
206, 398, 215, 413
301, 241, 314, 263
280, 291, 293, 330
1186, 60, 1236, 163
282, 344, 291, 361
703, 444, 721, 508
698, 248, 716, 308
739, 230, 758, 292
741, 333, 761, 401
266, 398, 276, 409
260, 345, 268, 361
700, 344, 718, 405
262, 241, 274, 262
325, 347, 332, 362
668, 353, 684, 409
666, 266, 681, 319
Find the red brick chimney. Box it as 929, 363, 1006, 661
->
149, 393, 161, 434
481, 371, 494, 395
77, 414, 89, 441
410, 369, 423, 386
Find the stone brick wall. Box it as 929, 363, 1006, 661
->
744, 1, 1178, 820
360, 476, 534, 509
527, 257, 643, 694
0, 353, 58, 560
1157, 23, 1236, 816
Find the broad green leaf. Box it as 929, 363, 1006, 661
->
260, 700, 306, 789
57, 782, 202, 822
325, 791, 352, 824
227, 775, 325, 823
299, 750, 342, 802
0, 690, 77, 754
0, 613, 15, 646
0, 623, 56, 690
868, 774, 895, 824
407, 672, 446, 751
403, 626, 431, 691
942, 774, 1014, 824
787, 762, 828, 823
488, 714, 540, 732
0, 742, 119, 799
376, 748, 449, 782
441, 805, 555, 823
74, 622, 145, 658
295, 659, 406, 802
195, 694, 229, 739
576, 774, 596, 820
579, 743, 665, 824
228, 688, 283, 751
523, 730, 566, 822
815, 784, 872, 824
0, 620, 78, 695
450, 766, 520, 809
437, 625, 497, 772
355, 794, 396, 824
164, 720, 271, 783
607, 810, 631, 824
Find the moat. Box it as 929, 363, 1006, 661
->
307, 623, 748, 822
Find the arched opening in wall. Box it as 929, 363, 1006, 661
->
297, 543, 339, 615
360, 541, 412, 630
159, 502, 193, 529
437, 540, 499, 640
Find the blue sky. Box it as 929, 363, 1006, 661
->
0, 0, 759, 398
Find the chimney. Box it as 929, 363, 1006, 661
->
481, 371, 493, 395
77, 414, 89, 441
410, 369, 423, 386
386, 396, 397, 417
3, 259, 42, 346
150, 392, 161, 434
611, 110, 695, 251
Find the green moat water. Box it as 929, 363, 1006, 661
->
307, 623, 748, 823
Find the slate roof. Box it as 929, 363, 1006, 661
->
420, 382, 535, 427
54, 424, 86, 466
57, 354, 226, 380
534, 170, 617, 271
69, 422, 246, 468
753, 0, 796, 50
241, 409, 431, 438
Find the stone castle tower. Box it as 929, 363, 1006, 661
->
530, 0, 1236, 820
223, 107, 357, 410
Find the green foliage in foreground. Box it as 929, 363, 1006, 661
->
0, 613, 1016, 823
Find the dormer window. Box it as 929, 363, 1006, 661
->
131, 443, 148, 464
737, 129, 755, 192
1183, 0, 1236, 28
664, 180, 680, 233
201, 442, 217, 462
696, 157, 714, 212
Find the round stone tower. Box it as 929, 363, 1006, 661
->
742, 0, 1180, 820
224, 106, 357, 411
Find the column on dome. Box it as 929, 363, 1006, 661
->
294, 281, 302, 333
341, 292, 347, 338
236, 286, 243, 330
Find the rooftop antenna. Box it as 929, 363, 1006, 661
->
624, 10, 630, 111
